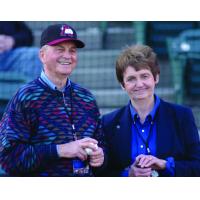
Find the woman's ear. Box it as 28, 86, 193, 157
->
120, 83, 125, 90
155, 74, 159, 84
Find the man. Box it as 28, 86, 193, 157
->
101, 44, 200, 177
0, 24, 105, 176
0, 22, 42, 77
0, 21, 33, 54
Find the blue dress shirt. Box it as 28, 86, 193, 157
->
40, 70, 70, 91
121, 95, 175, 176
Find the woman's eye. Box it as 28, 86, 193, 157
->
142, 74, 149, 79
127, 77, 135, 82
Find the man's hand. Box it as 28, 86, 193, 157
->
57, 137, 98, 161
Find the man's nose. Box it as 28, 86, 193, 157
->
63, 50, 72, 58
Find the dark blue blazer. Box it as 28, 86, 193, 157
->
102, 100, 200, 176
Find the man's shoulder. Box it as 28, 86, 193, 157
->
13, 78, 42, 100
71, 81, 95, 99
18, 79, 39, 92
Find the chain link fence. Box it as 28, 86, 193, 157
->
1, 21, 200, 129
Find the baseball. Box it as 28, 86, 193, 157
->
85, 143, 98, 155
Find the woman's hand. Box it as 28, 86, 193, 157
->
128, 159, 152, 177
135, 154, 166, 170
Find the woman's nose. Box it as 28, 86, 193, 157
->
135, 79, 143, 87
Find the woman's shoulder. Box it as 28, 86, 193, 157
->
102, 105, 128, 123
160, 99, 193, 116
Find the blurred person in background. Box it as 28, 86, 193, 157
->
0, 21, 42, 77
0, 23, 106, 176
101, 44, 200, 177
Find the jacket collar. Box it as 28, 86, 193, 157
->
115, 100, 175, 161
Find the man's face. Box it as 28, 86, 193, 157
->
40, 41, 77, 79
122, 66, 159, 102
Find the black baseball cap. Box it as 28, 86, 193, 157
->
40, 24, 85, 48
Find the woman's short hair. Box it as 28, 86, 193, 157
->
116, 45, 160, 86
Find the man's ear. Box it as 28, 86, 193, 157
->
39, 49, 44, 62
39, 46, 47, 63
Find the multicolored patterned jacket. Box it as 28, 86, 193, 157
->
0, 78, 106, 176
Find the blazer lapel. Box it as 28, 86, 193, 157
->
115, 105, 132, 165
156, 101, 174, 158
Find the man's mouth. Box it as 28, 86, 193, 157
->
58, 57, 72, 65
60, 61, 71, 65
58, 60, 72, 65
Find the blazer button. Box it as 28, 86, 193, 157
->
116, 125, 120, 129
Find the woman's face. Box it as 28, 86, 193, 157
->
122, 66, 159, 102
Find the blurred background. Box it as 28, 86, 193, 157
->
1, 21, 200, 130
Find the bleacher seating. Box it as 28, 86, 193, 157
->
167, 29, 200, 102
146, 22, 197, 59
26, 21, 103, 47
71, 49, 128, 112
1, 21, 200, 127
167, 28, 200, 128
78, 28, 103, 50
103, 22, 135, 49
1, 21, 200, 176
0, 72, 27, 118
0, 21, 186, 116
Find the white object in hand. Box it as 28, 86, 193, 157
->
85, 143, 98, 155
151, 170, 159, 177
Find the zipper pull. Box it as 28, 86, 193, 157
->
62, 92, 66, 106
72, 124, 75, 130
147, 147, 151, 154
72, 124, 77, 140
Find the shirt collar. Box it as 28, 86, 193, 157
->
129, 94, 160, 122
40, 70, 71, 92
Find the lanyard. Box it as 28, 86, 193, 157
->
62, 86, 77, 141
62, 86, 90, 175
133, 118, 154, 155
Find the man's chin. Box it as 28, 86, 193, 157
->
58, 72, 71, 78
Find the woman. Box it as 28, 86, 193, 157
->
101, 44, 200, 177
